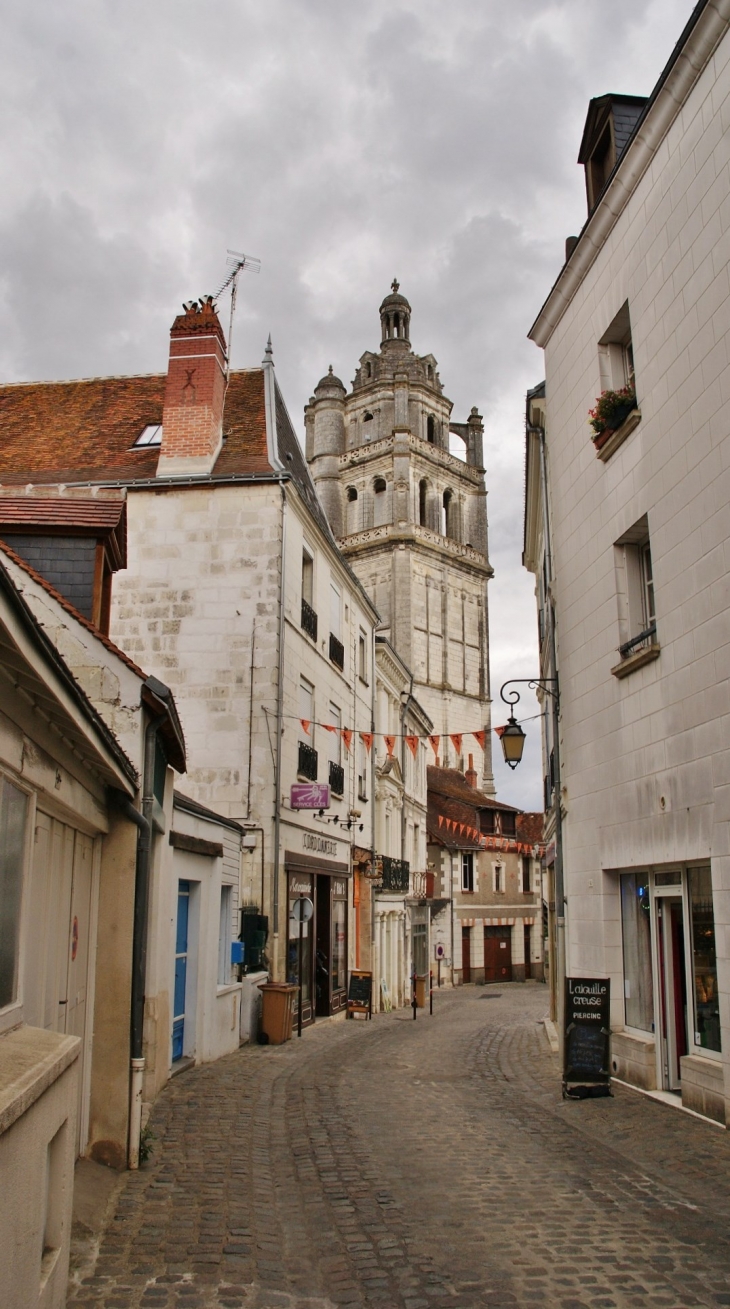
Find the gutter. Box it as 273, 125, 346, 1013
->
272, 484, 288, 943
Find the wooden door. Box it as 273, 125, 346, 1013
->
484, 927, 512, 982
461, 926, 472, 983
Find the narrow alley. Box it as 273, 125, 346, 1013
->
67, 986, 730, 1309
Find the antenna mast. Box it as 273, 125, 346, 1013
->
214, 249, 261, 379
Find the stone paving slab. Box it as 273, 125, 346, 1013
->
67, 985, 730, 1309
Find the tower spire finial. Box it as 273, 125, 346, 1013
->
391, 277, 400, 294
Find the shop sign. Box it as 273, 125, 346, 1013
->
563, 977, 611, 1091
302, 831, 338, 856
333, 879, 347, 898
290, 875, 313, 896
291, 782, 330, 809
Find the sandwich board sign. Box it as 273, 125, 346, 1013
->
563, 977, 611, 1098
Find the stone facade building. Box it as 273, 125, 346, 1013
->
427, 765, 544, 987
306, 285, 495, 789
526, 0, 730, 1123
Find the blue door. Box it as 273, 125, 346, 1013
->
172, 881, 190, 1061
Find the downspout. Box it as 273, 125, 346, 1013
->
123, 711, 163, 1170
370, 628, 377, 971
400, 672, 415, 1005
272, 484, 288, 949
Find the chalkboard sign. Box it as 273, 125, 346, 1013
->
347, 970, 372, 1019
564, 977, 610, 1088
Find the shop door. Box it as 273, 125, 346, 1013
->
172, 881, 190, 1062
656, 896, 688, 1091
315, 875, 331, 1017
462, 926, 472, 982
484, 927, 512, 982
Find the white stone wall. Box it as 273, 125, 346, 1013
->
534, 22, 730, 1108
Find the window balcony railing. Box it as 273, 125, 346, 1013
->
329, 761, 345, 796
380, 855, 410, 894
329, 632, 345, 670
619, 622, 657, 659
301, 598, 318, 642
298, 741, 318, 781
410, 870, 435, 899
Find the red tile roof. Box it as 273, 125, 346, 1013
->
427, 766, 519, 811
516, 812, 545, 844
0, 369, 269, 485
0, 538, 147, 680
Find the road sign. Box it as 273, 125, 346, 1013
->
435, 942, 445, 959
291, 897, 313, 923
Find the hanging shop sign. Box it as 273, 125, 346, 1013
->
563, 977, 611, 1097
291, 782, 330, 809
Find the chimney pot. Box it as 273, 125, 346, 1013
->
465, 753, 478, 789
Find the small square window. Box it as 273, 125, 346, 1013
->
133, 424, 162, 447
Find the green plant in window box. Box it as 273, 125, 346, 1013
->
588, 385, 637, 449
139, 1124, 156, 1164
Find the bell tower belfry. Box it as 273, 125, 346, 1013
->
306, 284, 494, 791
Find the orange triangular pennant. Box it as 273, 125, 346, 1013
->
428, 735, 440, 757
494, 724, 506, 738
472, 730, 486, 750
405, 735, 419, 759
341, 728, 352, 753
438, 815, 444, 828
322, 723, 336, 733
360, 732, 374, 754
300, 719, 311, 735
384, 734, 396, 757
450, 733, 463, 756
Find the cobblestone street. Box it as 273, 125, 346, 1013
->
67, 985, 730, 1309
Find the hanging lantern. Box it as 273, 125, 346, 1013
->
498, 715, 526, 769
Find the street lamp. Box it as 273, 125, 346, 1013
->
497, 679, 558, 770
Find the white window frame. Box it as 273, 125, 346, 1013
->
493, 863, 504, 894
461, 852, 474, 893
0, 770, 35, 1035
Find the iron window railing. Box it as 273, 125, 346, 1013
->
329, 761, 345, 795
329, 632, 345, 670
619, 622, 657, 659
298, 741, 318, 781
380, 855, 410, 894
301, 599, 318, 641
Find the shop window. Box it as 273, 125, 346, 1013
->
0, 776, 28, 1011
688, 866, 721, 1053
620, 872, 653, 1032
493, 864, 504, 894
218, 884, 232, 986
332, 893, 347, 993
461, 852, 474, 893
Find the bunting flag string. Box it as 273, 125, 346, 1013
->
285, 713, 497, 754
405, 735, 419, 759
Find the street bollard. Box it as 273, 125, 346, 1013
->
411, 971, 417, 1020
430, 970, 433, 1015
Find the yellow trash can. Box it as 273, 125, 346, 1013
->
415, 975, 428, 1009
258, 982, 296, 1044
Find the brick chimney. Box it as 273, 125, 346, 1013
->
156, 297, 227, 478
465, 753, 478, 788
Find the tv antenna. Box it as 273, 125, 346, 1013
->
214, 249, 261, 379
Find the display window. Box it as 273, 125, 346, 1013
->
620, 872, 653, 1032
688, 865, 720, 1053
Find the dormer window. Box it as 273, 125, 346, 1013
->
134, 424, 162, 447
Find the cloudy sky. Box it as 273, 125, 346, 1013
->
0, 0, 695, 806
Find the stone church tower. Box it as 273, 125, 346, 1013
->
306, 282, 494, 791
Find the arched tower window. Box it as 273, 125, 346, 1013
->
365, 362, 372, 378
374, 477, 388, 527
426, 415, 435, 444
419, 479, 428, 527
346, 487, 358, 535
442, 489, 456, 539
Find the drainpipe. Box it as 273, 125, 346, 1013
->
370, 628, 377, 970
272, 484, 288, 948
119, 711, 163, 1169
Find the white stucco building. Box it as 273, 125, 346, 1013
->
525, 0, 730, 1122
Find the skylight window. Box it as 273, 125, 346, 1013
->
134, 424, 162, 447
